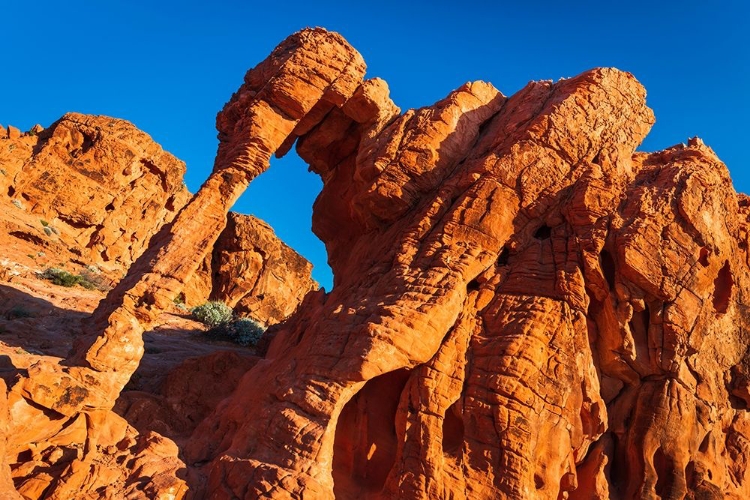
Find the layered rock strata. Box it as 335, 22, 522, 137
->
3, 27, 750, 500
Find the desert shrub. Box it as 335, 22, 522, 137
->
39, 267, 107, 291
39, 219, 49, 227
79, 268, 110, 291
223, 317, 265, 346
191, 301, 233, 328
41, 268, 81, 287
5, 305, 34, 320
172, 293, 187, 311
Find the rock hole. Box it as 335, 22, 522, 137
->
653, 447, 674, 498
467, 279, 480, 292
592, 152, 602, 165
712, 261, 733, 314
20, 192, 30, 201
698, 247, 709, 267
534, 473, 545, 489
496, 247, 509, 266
533, 225, 551, 240
442, 400, 464, 457
80, 131, 96, 155
165, 196, 175, 212
608, 433, 628, 490
699, 432, 711, 453
16, 450, 32, 463
7, 186, 15, 197
105, 202, 115, 212
600, 250, 616, 291
332, 368, 410, 498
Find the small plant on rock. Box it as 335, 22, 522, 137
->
39, 267, 106, 290
191, 301, 233, 328
5, 305, 34, 320
41, 268, 81, 287
79, 268, 110, 291
223, 317, 265, 346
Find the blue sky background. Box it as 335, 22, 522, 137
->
2, 1, 747, 289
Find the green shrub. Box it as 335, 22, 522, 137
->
6, 305, 34, 320
79, 268, 110, 291
191, 301, 233, 328
224, 317, 265, 346
41, 268, 81, 287
39, 267, 108, 291
40, 219, 49, 227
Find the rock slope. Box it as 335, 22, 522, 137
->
0, 114, 189, 278
3, 27, 750, 499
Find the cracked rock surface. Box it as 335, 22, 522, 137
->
3, 28, 750, 499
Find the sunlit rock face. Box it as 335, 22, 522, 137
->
184, 29, 750, 500
4, 27, 750, 500
0, 113, 190, 278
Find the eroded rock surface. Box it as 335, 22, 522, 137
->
3, 27, 750, 500
0, 114, 190, 280
184, 213, 318, 325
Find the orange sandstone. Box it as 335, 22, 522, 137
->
2, 28, 750, 500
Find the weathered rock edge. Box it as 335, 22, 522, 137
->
4, 27, 750, 500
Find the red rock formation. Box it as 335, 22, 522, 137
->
183, 33, 750, 500
0, 114, 316, 326
184, 213, 318, 325
0, 114, 190, 278
2, 28, 366, 498
4, 27, 750, 500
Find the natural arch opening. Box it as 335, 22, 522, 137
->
332, 368, 411, 498
233, 151, 333, 290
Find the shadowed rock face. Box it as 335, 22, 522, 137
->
3, 27, 750, 499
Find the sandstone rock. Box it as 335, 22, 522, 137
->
0, 113, 190, 279
0, 380, 22, 499
114, 350, 260, 437
183, 33, 750, 500
7, 125, 21, 140
5, 27, 750, 500
2, 27, 367, 499
185, 213, 318, 325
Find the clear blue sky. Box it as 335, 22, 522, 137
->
2, 1, 747, 290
